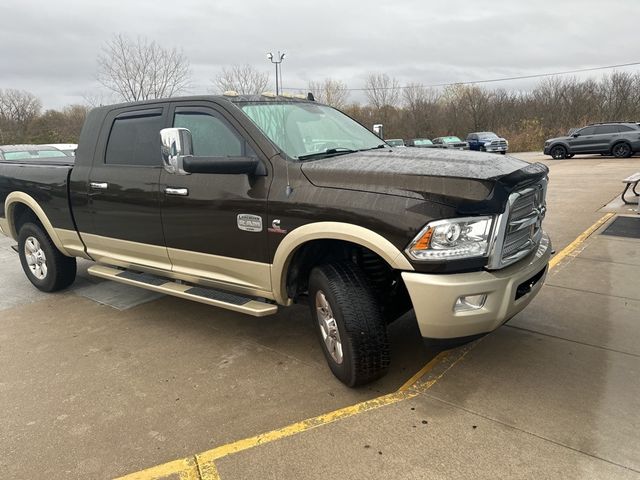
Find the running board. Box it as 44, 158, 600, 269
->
87, 264, 278, 317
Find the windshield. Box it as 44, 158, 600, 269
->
3, 149, 67, 160
478, 132, 499, 141
413, 139, 432, 145
442, 136, 462, 143
240, 102, 384, 159
386, 139, 405, 147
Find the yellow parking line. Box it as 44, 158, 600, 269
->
116, 214, 617, 479
398, 350, 449, 392
548, 213, 614, 270
116, 457, 200, 480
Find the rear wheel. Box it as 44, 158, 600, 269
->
612, 142, 632, 158
550, 145, 567, 160
308, 262, 390, 387
18, 222, 76, 292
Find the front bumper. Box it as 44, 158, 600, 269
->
402, 233, 551, 339
485, 146, 508, 153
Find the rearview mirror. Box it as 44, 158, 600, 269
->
161, 128, 193, 175
571, 133, 580, 138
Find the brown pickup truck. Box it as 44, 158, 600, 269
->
0, 93, 551, 386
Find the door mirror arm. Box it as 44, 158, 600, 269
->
182, 156, 266, 175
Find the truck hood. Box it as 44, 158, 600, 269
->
300, 148, 547, 211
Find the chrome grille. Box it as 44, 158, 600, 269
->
487, 180, 547, 270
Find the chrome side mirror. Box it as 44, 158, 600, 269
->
161, 128, 193, 175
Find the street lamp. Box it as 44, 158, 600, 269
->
267, 51, 286, 95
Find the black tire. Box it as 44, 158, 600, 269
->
18, 222, 76, 292
500, 151, 507, 155
308, 262, 390, 387
612, 142, 632, 158
550, 145, 567, 160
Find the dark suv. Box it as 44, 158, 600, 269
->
544, 122, 640, 159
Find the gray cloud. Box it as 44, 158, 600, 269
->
1, 0, 638, 109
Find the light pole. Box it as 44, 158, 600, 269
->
267, 51, 286, 95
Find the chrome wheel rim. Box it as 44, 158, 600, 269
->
315, 290, 343, 364
25, 236, 47, 280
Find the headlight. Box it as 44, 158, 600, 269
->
484, 141, 492, 146
405, 216, 494, 261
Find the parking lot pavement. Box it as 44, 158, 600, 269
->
0, 236, 433, 479
1, 153, 640, 479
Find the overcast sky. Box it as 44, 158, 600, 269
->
2, 0, 639, 109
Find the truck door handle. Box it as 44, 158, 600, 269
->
165, 187, 189, 196
90, 182, 108, 190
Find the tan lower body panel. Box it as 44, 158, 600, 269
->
55, 228, 91, 259
0, 217, 9, 236
88, 264, 277, 317
81, 232, 173, 272
79, 232, 274, 299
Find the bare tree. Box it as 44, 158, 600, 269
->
213, 64, 269, 95
364, 73, 400, 109
97, 34, 191, 102
0, 89, 42, 124
308, 78, 349, 109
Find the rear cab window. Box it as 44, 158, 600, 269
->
105, 108, 164, 166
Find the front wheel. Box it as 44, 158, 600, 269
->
550, 145, 567, 160
18, 222, 76, 292
308, 263, 390, 387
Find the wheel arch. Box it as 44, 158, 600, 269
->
4, 192, 72, 256
611, 139, 632, 152
271, 222, 414, 305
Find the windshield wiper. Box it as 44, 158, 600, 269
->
297, 148, 358, 161
359, 144, 388, 151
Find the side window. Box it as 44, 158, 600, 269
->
174, 111, 253, 157
105, 113, 163, 166
578, 127, 595, 136
617, 125, 634, 132
596, 125, 617, 134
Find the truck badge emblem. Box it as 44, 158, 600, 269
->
268, 219, 287, 234
237, 214, 263, 232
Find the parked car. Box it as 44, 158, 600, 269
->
0, 94, 550, 387
44, 143, 78, 156
543, 122, 640, 159
385, 138, 406, 147
406, 138, 437, 148
432, 136, 469, 150
0, 144, 70, 161
467, 132, 508, 154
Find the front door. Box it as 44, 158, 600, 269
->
159, 102, 272, 295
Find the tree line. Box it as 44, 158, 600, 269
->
2, 34, 640, 151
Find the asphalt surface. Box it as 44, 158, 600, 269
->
1, 152, 639, 479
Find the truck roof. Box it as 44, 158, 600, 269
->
93, 93, 315, 111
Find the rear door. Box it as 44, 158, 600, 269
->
82, 105, 172, 271
591, 125, 618, 152
159, 101, 272, 295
